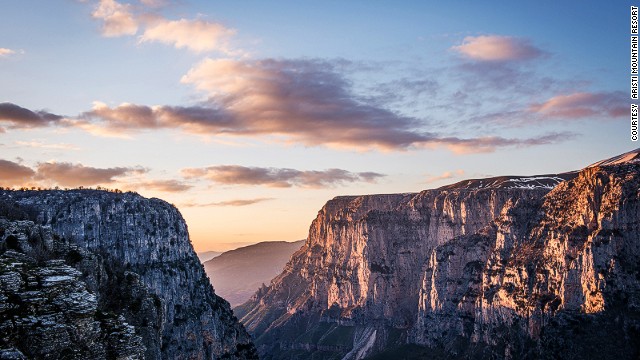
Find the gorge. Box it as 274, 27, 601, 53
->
1, 149, 639, 359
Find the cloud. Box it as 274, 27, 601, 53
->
448, 36, 555, 101
181, 198, 273, 207
15, 141, 80, 151
0, 48, 15, 57
139, 18, 236, 53
35, 162, 144, 187
179, 58, 570, 152
178, 58, 445, 150
88, 0, 237, 54
469, 91, 625, 129
181, 165, 385, 188
0, 102, 64, 128
528, 92, 627, 119
0, 159, 190, 192
365, 78, 440, 107
133, 179, 192, 192
75, 58, 572, 152
0, 160, 36, 185
426, 169, 465, 183
452, 35, 544, 62
139, 0, 167, 7
358, 172, 386, 182
77, 101, 236, 136
454, 61, 554, 94
92, 0, 138, 37
440, 132, 575, 154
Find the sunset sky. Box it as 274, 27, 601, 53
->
0, 1, 632, 251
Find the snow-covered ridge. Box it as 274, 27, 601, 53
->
588, 148, 640, 167
439, 173, 577, 191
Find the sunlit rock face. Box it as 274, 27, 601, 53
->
237, 150, 640, 360
413, 162, 640, 359
0, 190, 257, 360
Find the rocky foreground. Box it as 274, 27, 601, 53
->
236, 150, 640, 359
0, 190, 257, 359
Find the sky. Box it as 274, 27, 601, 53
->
0, 0, 633, 251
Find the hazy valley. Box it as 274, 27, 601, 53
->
203, 241, 305, 307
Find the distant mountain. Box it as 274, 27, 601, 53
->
204, 241, 305, 307
197, 250, 222, 263
209, 242, 259, 252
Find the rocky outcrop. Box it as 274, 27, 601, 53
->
237, 150, 640, 359
0, 190, 257, 359
0, 218, 146, 359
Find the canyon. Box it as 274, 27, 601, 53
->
1, 149, 639, 359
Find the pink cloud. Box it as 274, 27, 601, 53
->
426, 169, 465, 183
35, 162, 144, 187
92, 0, 138, 37
529, 92, 626, 119
0, 158, 192, 192
0, 48, 15, 57
180, 198, 274, 207
139, 19, 236, 53
71, 58, 572, 152
133, 179, 193, 192
453, 35, 543, 62
181, 165, 385, 188
88, 0, 238, 54
0, 159, 36, 186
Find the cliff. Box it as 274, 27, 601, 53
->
0, 190, 257, 359
236, 150, 640, 359
0, 218, 147, 359
412, 160, 640, 359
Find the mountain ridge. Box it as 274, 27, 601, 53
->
198, 250, 222, 263
204, 240, 305, 307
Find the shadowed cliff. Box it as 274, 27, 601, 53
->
0, 190, 258, 359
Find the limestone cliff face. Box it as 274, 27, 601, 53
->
237, 151, 640, 360
0, 218, 147, 359
0, 190, 257, 360
413, 162, 640, 359
236, 177, 571, 359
